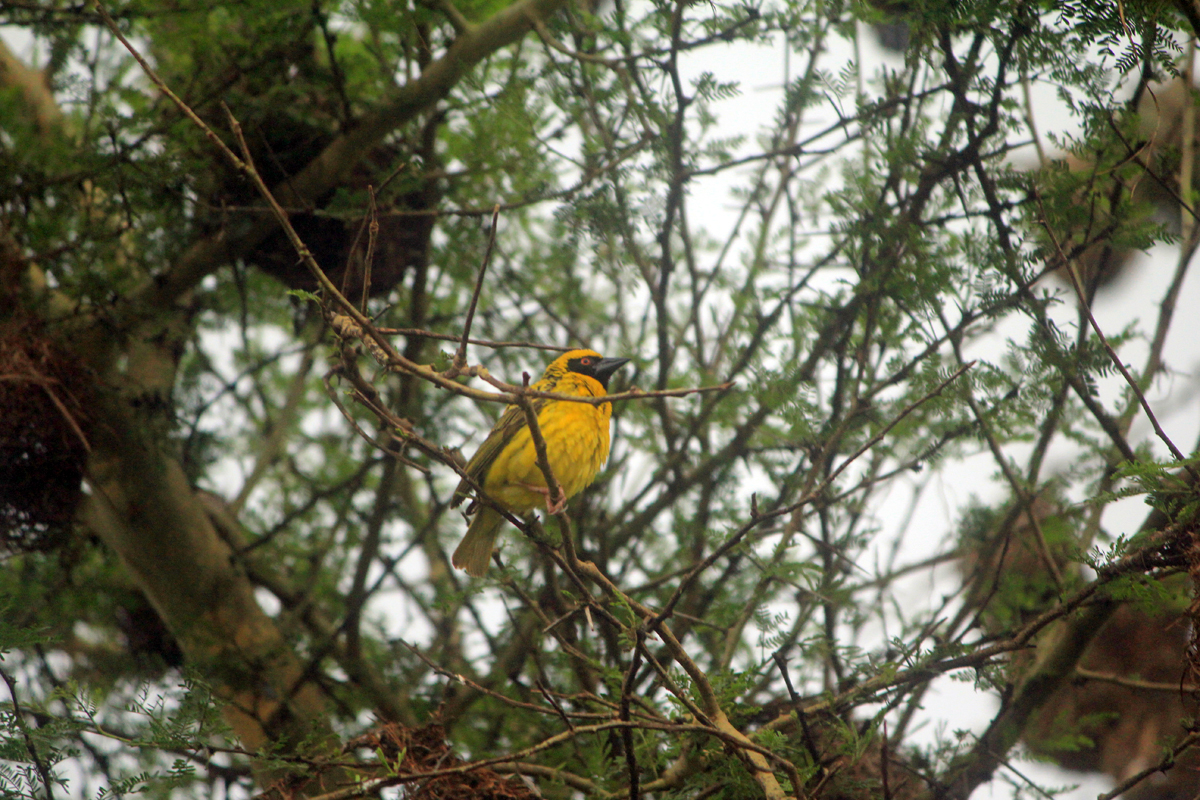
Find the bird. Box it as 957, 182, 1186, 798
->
450, 349, 631, 576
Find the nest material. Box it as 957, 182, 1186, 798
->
202, 109, 440, 299
345, 723, 538, 800
0, 323, 91, 552
250, 204, 434, 298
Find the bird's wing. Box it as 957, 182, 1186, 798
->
451, 399, 547, 507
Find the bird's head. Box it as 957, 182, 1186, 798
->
543, 349, 631, 391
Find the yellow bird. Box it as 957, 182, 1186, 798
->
451, 349, 631, 576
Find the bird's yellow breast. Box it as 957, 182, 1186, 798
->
483, 374, 612, 512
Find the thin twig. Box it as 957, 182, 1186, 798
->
374, 328, 571, 351
514, 384, 565, 514
0, 664, 56, 800
482, 372, 737, 406
36, 380, 90, 453
334, 310, 733, 407
92, 2, 245, 177
826, 361, 974, 487
760, 524, 1186, 732
1037, 196, 1195, 475
398, 639, 593, 719
95, 3, 492, 408
1096, 731, 1200, 800
533, 680, 577, 732
359, 187, 379, 310
650, 361, 974, 633
943, 324, 1064, 590
620, 630, 644, 800
772, 650, 823, 771
1074, 666, 1198, 693
1181, 42, 1196, 244
567, 561, 797, 799
450, 205, 500, 377
303, 718, 787, 800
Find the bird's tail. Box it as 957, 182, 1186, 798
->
452, 507, 504, 577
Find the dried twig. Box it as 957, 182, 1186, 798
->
449, 205, 500, 377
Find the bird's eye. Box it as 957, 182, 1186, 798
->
581, 357, 592, 365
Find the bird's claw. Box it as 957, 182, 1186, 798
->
545, 489, 567, 515
517, 482, 568, 515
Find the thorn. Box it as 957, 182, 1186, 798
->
750, 492, 759, 519
523, 371, 531, 387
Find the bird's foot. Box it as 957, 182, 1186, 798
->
545, 489, 568, 515
517, 482, 568, 515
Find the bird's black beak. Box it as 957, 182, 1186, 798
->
593, 357, 631, 389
